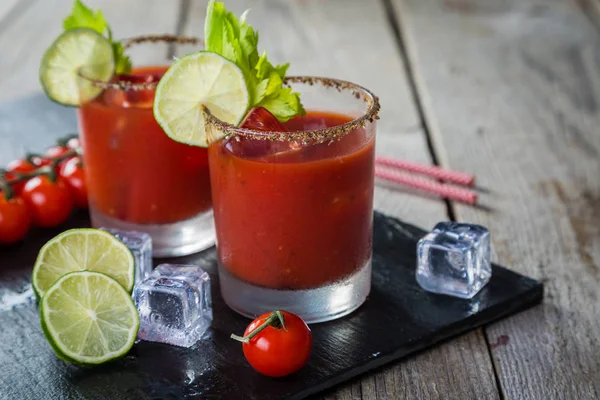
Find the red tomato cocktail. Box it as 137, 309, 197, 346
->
209, 111, 374, 289
205, 76, 379, 323
76, 36, 215, 257
78, 66, 211, 224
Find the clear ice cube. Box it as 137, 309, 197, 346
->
416, 222, 491, 299
133, 264, 212, 348
102, 228, 153, 283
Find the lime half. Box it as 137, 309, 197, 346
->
153, 51, 249, 147
40, 271, 139, 365
40, 28, 114, 106
33, 228, 134, 297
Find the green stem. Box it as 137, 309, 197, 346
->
9, 148, 77, 186
5, 166, 53, 185
3, 138, 82, 193
230, 310, 287, 344
0, 169, 14, 200
52, 148, 78, 164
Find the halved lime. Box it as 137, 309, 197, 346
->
153, 51, 249, 147
40, 28, 114, 106
33, 228, 134, 298
40, 271, 139, 365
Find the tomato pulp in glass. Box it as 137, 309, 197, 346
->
77, 66, 212, 224
209, 111, 375, 289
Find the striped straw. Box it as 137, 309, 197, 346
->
375, 156, 475, 187
375, 166, 478, 205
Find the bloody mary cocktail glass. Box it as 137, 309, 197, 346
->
205, 77, 380, 323
77, 36, 214, 257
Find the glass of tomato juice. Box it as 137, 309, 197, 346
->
76, 36, 215, 257
205, 77, 380, 323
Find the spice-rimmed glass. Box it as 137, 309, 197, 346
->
77, 35, 214, 257
205, 76, 380, 323
76, 35, 215, 257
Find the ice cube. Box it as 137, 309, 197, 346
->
224, 136, 274, 158
101, 228, 152, 283
240, 107, 287, 132
416, 222, 491, 299
133, 264, 212, 347
121, 73, 162, 108
103, 73, 161, 108
224, 136, 303, 159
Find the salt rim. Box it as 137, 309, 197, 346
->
77, 34, 204, 91
204, 76, 380, 144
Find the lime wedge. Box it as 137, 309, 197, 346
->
153, 51, 249, 147
39, 28, 115, 106
33, 228, 134, 298
40, 271, 139, 365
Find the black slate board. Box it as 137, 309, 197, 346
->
0, 210, 543, 400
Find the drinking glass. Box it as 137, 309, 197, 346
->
205, 77, 379, 323
77, 35, 215, 257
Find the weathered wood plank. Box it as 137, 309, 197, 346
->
575, 0, 600, 30
393, 0, 600, 398
185, 0, 499, 399
0, 0, 29, 31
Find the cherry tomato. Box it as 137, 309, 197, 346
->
234, 310, 312, 377
5, 159, 36, 195
0, 192, 31, 244
22, 176, 73, 227
66, 137, 80, 149
32, 146, 72, 168
59, 157, 88, 208
45, 146, 70, 159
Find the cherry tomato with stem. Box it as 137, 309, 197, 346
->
59, 157, 88, 208
231, 310, 312, 377
30, 146, 72, 169
22, 173, 73, 227
5, 159, 36, 195
0, 192, 31, 244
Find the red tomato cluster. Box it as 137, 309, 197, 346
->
0, 138, 87, 244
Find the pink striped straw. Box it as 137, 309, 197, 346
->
375, 156, 475, 187
375, 166, 478, 205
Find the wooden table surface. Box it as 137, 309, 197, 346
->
1, 0, 599, 399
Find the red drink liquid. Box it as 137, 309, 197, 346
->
77, 66, 212, 224
209, 111, 375, 289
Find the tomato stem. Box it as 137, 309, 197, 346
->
6, 148, 78, 186
53, 148, 79, 164
230, 310, 287, 344
0, 169, 14, 200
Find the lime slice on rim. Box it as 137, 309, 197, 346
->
153, 51, 249, 147
33, 228, 135, 298
40, 271, 139, 365
39, 28, 114, 106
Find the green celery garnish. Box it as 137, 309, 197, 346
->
205, 0, 305, 122
63, 0, 131, 74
